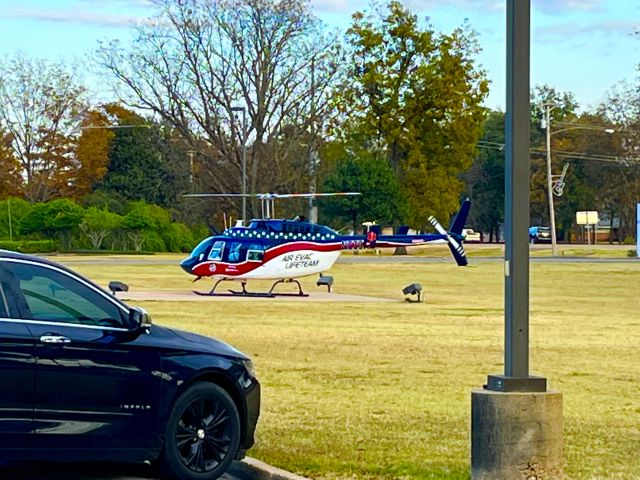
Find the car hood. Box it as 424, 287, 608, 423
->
145, 325, 249, 360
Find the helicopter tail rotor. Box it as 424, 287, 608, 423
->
428, 216, 468, 266
428, 199, 471, 267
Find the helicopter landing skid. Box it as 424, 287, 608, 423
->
193, 278, 309, 298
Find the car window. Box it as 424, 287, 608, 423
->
0, 282, 8, 318
5, 262, 125, 327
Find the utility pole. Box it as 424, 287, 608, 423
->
7, 199, 12, 242
308, 56, 318, 223
231, 106, 248, 225
544, 103, 558, 256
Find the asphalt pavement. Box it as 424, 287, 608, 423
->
0, 461, 242, 480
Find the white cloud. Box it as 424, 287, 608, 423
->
534, 0, 607, 15
310, 0, 504, 14
0, 6, 145, 28
309, 0, 366, 13
536, 19, 638, 42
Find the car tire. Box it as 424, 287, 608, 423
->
160, 382, 241, 480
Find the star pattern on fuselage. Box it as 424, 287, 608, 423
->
224, 229, 338, 242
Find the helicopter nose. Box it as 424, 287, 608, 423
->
180, 257, 196, 275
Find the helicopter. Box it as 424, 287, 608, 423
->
179, 193, 471, 297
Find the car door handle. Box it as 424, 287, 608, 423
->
39, 335, 71, 344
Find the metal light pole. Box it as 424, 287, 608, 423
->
472, 4, 562, 478
231, 106, 247, 225
544, 103, 558, 256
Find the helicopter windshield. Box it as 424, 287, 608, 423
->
191, 237, 214, 261
208, 241, 225, 261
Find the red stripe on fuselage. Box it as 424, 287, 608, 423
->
262, 241, 342, 262
191, 241, 343, 278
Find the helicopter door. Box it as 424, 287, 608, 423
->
226, 242, 247, 264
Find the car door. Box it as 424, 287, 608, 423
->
2, 259, 162, 451
0, 264, 35, 448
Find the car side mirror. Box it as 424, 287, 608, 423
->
128, 306, 152, 332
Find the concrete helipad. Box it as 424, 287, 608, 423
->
119, 290, 395, 303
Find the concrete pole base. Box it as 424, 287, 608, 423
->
471, 389, 563, 480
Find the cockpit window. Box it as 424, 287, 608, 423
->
208, 241, 225, 261
191, 237, 213, 261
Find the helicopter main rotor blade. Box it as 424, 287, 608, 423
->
183, 192, 361, 199
272, 192, 361, 199
182, 193, 254, 197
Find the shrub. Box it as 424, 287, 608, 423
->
162, 223, 195, 252
141, 231, 167, 252
0, 198, 33, 238
80, 207, 123, 250
0, 240, 58, 253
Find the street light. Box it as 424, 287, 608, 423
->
542, 106, 615, 255
231, 106, 247, 225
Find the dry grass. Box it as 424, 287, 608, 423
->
63, 256, 640, 480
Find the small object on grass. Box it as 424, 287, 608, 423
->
108, 281, 129, 296
317, 274, 334, 293
402, 283, 423, 303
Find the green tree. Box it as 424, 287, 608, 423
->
529, 85, 580, 229
79, 207, 122, 250
462, 111, 505, 241
594, 84, 640, 242
322, 150, 406, 232
333, 2, 488, 227
21, 199, 85, 249
82, 189, 128, 216
0, 198, 32, 239
97, 104, 184, 207
122, 201, 171, 251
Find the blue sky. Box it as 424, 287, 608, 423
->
0, 0, 638, 111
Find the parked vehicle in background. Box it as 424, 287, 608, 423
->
462, 228, 481, 242
0, 250, 260, 480
529, 226, 552, 244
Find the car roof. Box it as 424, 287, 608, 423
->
0, 250, 128, 309
0, 249, 65, 269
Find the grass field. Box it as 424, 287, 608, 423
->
61, 254, 640, 480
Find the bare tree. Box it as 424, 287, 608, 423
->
0, 55, 87, 202
97, 0, 340, 216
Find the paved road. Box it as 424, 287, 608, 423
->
339, 255, 639, 264
51, 255, 639, 266
0, 461, 242, 479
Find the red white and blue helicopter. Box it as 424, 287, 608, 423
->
180, 193, 471, 297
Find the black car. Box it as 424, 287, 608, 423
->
0, 250, 260, 480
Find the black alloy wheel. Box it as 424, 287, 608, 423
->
162, 383, 240, 480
